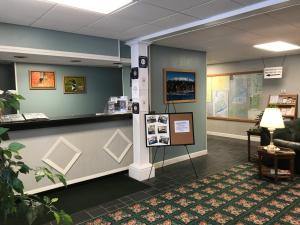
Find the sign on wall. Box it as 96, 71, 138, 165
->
264, 67, 283, 79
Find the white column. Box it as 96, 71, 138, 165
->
128, 41, 155, 181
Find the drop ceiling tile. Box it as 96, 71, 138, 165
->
113, 2, 174, 24
232, 0, 264, 5
150, 13, 198, 29
183, 0, 242, 19
267, 5, 300, 29
82, 14, 145, 33
117, 24, 163, 40
32, 5, 104, 33
141, 0, 212, 11
227, 14, 300, 38
0, 0, 55, 25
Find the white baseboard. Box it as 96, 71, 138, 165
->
207, 131, 260, 142
154, 150, 208, 168
25, 166, 129, 195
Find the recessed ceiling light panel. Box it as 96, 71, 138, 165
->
42, 0, 133, 14
254, 41, 300, 52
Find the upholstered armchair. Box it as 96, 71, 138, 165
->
260, 118, 300, 174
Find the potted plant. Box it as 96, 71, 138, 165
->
0, 90, 72, 225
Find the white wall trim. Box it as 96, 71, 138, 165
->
25, 166, 129, 195
154, 150, 208, 168
0, 45, 120, 62
207, 131, 260, 142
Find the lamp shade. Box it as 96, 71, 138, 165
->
260, 108, 285, 129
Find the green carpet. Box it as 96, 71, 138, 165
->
82, 163, 300, 225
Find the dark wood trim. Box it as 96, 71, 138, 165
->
207, 116, 256, 123
207, 70, 263, 77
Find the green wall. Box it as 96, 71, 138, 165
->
16, 63, 123, 117
150, 45, 207, 161
0, 23, 119, 56
122, 66, 132, 99
0, 63, 15, 91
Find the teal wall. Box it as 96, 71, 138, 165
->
122, 66, 132, 99
150, 45, 207, 162
120, 41, 131, 59
0, 63, 15, 91
16, 63, 123, 117
0, 23, 119, 56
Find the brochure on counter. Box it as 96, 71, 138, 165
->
0, 113, 49, 123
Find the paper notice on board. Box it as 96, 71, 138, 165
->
174, 120, 190, 133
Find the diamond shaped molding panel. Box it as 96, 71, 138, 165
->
103, 129, 132, 163
42, 137, 82, 175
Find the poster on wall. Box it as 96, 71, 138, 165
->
164, 69, 196, 104
29, 71, 56, 90
64, 76, 86, 94
145, 114, 170, 147
213, 90, 228, 117
145, 113, 195, 147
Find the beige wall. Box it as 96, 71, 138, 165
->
207, 54, 300, 136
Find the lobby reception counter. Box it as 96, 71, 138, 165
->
2, 113, 133, 194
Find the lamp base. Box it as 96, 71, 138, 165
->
264, 144, 280, 153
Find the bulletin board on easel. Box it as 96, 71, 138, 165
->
145, 112, 195, 147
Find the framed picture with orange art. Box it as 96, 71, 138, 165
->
29, 71, 56, 90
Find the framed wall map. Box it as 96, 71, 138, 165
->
29, 71, 56, 90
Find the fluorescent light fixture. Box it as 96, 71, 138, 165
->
44, 0, 133, 14
254, 41, 300, 52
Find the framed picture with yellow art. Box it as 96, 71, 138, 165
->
29, 71, 56, 90
64, 76, 86, 94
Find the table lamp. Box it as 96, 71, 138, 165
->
260, 108, 285, 152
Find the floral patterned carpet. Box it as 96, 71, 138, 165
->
82, 163, 300, 225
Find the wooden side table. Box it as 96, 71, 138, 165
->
257, 146, 295, 182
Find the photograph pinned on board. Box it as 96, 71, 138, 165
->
158, 115, 168, 124
147, 115, 157, 124
148, 125, 156, 135
29, 71, 56, 90
64, 76, 86, 94
159, 136, 170, 145
148, 136, 158, 146
164, 69, 196, 103
158, 126, 168, 134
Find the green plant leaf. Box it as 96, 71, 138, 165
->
8, 98, 20, 110
53, 211, 61, 224
12, 178, 24, 194
3, 150, 12, 159
14, 155, 23, 160
56, 174, 67, 186
8, 142, 25, 152
0, 127, 9, 136
16, 94, 25, 100
19, 164, 31, 174
61, 210, 72, 225
51, 198, 59, 203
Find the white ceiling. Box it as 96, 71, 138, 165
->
0, 0, 267, 41
155, 4, 300, 64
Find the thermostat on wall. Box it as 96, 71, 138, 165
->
264, 67, 283, 79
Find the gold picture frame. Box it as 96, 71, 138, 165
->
29, 71, 56, 90
64, 76, 86, 94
